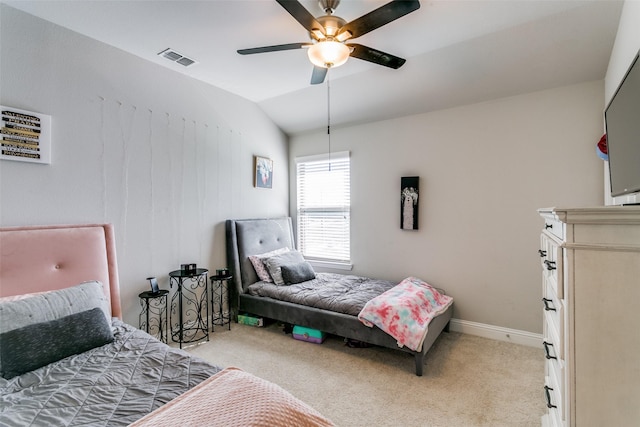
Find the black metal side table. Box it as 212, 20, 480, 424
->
169, 268, 209, 348
138, 289, 169, 343
210, 274, 232, 331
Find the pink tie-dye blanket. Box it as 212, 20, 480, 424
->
358, 277, 453, 352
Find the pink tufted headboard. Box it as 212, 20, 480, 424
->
0, 223, 122, 319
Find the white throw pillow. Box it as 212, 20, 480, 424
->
248, 247, 290, 282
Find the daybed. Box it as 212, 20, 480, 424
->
0, 223, 334, 426
226, 217, 453, 376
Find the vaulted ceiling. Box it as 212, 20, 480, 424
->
4, 0, 624, 135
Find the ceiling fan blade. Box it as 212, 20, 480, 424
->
310, 66, 328, 85
237, 42, 311, 55
348, 43, 406, 69
338, 0, 420, 40
276, 0, 325, 35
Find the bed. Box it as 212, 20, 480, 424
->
0, 223, 334, 426
226, 217, 453, 376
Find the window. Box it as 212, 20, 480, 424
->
295, 151, 350, 265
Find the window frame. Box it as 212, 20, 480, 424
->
295, 151, 352, 269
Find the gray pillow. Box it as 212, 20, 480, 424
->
263, 250, 306, 285
0, 281, 111, 335
281, 262, 316, 285
0, 307, 114, 379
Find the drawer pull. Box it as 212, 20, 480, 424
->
544, 260, 556, 271
544, 386, 558, 409
538, 249, 547, 257
542, 298, 556, 311
545, 223, 553, 230
543, 341, 557, 360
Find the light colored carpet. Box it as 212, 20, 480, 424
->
184, 322, 545, 426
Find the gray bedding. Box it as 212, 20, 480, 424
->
247, 272, 396, 316
0, 320, 221, 426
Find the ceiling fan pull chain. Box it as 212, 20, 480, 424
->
327, 68, 332, 171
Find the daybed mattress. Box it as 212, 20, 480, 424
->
0, 320, 221, 427
247, 272, 396, 316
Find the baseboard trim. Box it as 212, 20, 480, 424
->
449, 318, 542, 348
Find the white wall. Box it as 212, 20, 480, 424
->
290, 81, 604, 334
604, 0, 640, 206
0, 5, 289, 325
604, 1, 640, 101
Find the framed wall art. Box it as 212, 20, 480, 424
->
401, 176, 419, 230
254, 155, 273, 189
1, 106, 52, 164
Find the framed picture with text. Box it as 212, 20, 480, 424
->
1, 106, 52, 164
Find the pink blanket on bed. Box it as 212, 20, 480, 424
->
130, 367, 334, 427
358, 277, 453, 352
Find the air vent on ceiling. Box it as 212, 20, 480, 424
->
158, 48, 197, 67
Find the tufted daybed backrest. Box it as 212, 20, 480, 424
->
225, 217, 296, 294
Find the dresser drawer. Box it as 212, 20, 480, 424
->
543, 272, 564, 356
542, 217, 564, 240
544, 379, 563, 426
544, 365, 565, 426
544, 360, 566, 426
540, 233, 564, 299
543, 302, 563, 359
548, 358, 565, 410
543, 324, 562, 363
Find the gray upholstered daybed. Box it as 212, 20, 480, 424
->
226, 217, 453, 376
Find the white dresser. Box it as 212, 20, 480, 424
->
538, 207, 640, 427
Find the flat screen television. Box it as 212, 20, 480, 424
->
604, 49, 640, 199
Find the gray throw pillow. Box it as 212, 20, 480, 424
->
281, 262, 316, 285
263, 250, 306, 285
0, 307, 114, 379
0, 281, 111, 335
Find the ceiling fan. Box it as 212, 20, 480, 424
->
237, 0, 420, 84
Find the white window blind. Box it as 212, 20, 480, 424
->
296, 151, 350, 263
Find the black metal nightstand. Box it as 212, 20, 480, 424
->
168, 268, 209, 348
138, 289, 169, 343
210, 274, 232, 331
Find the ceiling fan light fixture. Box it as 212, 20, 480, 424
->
310, 29, 325, 40
307, 40, 350, 68
335, 30, 352, 42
